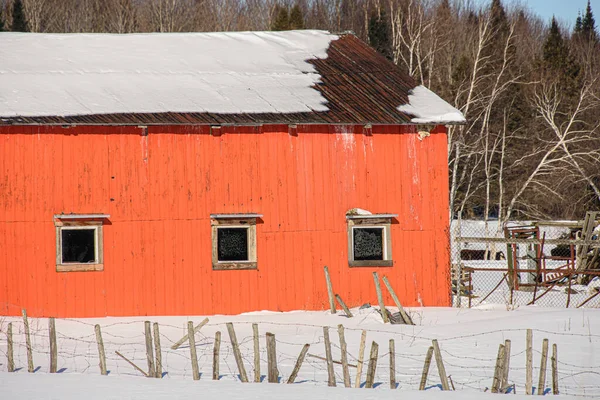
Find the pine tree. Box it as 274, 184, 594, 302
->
368, 9, 392, 60
271, 5, 290, 31
582, 0, 597, 41
542, 17, 581, 98
11, 0, 29, 32
575, 12, 583, 34
289, 4, 305, 30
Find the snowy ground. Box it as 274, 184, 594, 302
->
1, 306, 599, 399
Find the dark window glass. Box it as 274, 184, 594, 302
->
218, 228, 248, 261
353, 227, 384, 260
62, 229, 96, 263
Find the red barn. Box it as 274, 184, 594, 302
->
0, 31, 465, 317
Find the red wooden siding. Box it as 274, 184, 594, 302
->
0, 124, 450, 317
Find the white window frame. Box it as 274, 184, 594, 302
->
54, 214, 108, 272
211, 214, 261, 270
347, 214, 396, 267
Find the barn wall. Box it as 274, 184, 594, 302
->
0, 124, 450, 317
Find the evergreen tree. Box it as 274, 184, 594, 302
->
542, 17, 581, 97
271, 5, 290, 31
575, 12, 583, 34
289, 4, 305, 30
490, 0, 509, 37
11, 0, 29, 32
582, 0, 597, 41
368, 9, 392, 60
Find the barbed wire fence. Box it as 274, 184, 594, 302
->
451, 219, 600, 309
1, 311, 599, 397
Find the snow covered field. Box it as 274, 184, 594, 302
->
1, 306, 599, 399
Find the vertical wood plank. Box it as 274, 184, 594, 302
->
537, 338, 549, 395
551, 344, 558, 395
526, 329, 533, 395
501, 339, 511, 392
337, 324, 351, 387
323, 326, 336, 387
22, 309, 34, 373
266, 332, 278, 383
153, 322, 162, 378
226, 322, 248, 382
94, 324, 107, 376
354, 330, 367, 388
144, 321, 155, 378
188, 321, 200, 381
389, 339, 396, 389
49, 318, 57, 373
419, 346, 434, 390
252, 323, 260, 383
365, 341, 379, 388
7, 322, 14, 372
287, 344, 310, 384
213, 331, 221, 381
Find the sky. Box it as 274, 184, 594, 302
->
475, 0, 600, 28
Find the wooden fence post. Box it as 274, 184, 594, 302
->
7, 322, 14, 372
49, 317, 57, 373
324, 266, 336, 314
213, 331, 221, 380
526, 329, 533, 395
501, 339, 511, 392
372, 272, 389, 323
144, 321, 155, 378
115, 351, 148, 377
354, 330, 367, 388
432, 339, 450, 391
389, 339, 396, 389
153, 322, 162, 378
382, 276, 414, 325
266, 332, 278, 383
287, 344, 310, 384
171, 318, 209, 350
537, 338, 549, 395
252, 323, 260, 383
551, 344, 558, 395
94, 324, 107, 375
188, 321, 200, 381
365, 341, 379, 388
338, 324, 351, 387
323, 326, 336, 387
22, 309, 34, 373
491, 343, 506, 393
226, 322, 249, 382
335, 294, 353, 318
419, 346, 434, 390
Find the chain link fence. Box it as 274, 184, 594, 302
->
451, 219, 600, 309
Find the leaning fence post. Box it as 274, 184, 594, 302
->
188, 321, 200, 381
419, 346, 434, 390
389, 339, 396, 389
338, 324, 351, 387
266, 332, 278, 383
526, 329, 533, 395
365, 341, 379, 388
287, 344, 310, 384
213, 331, 221, 380
94, 324, 107, 375
492, 343, 506, 393
144, 321, 155, 378
373, 272, 389, 323
22, 309, 34, 373
335, 294, 353, 318
354, 330, 367, 388
324, 266, 336, 314
153, 322, 162, 378
501, 339, 512, 392
551, 344, 558, 395
432, 339, 450, 391
226, 322, 249, 382
537, 338, 549, 395
49, 317, 57, 373
7, 322, 15, 372
252, 323, 260, 382
323, 326, 336, 387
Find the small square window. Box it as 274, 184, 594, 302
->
347, 214, 395, 267
54, 214, 107, 272
211, 214, 260, 270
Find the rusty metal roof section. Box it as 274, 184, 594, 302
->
0, 33, 463, 126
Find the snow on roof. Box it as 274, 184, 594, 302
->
397, 85, 466, 124
0, 31, 336, 117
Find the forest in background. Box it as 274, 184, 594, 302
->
1, 0, 600, 224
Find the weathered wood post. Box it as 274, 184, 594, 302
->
338, 324, 351, 387
492, 343, 506, 393
94, 324, 107, 375
323, 326, 336, 387
22, 309, 34, 373
551, 343, 558, 395
389, 339, 396, 389
324, 266, 336, 314
537, 338, 549, 395
226, 322, 249, 382
188, 321, 200, 381
287, 344, 310, 384
354, 330, 367, 388
153, 322, 162, 378
335, 294, 353, 318
266, 332, 278, 383
171, 318, 209, 350
372, 272, 389, 323
49, 317, 57, 373
365, 341, 379, 388
501, 339, 512, 391
382, 276, 414, 325
252, 323, 260, 382
144, 321, 155, 378
432, 339, 450, 391
419, 346, 434, 390
7, 322, 15, 372
213, 331, 221, 380
526, 329, 533, 395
